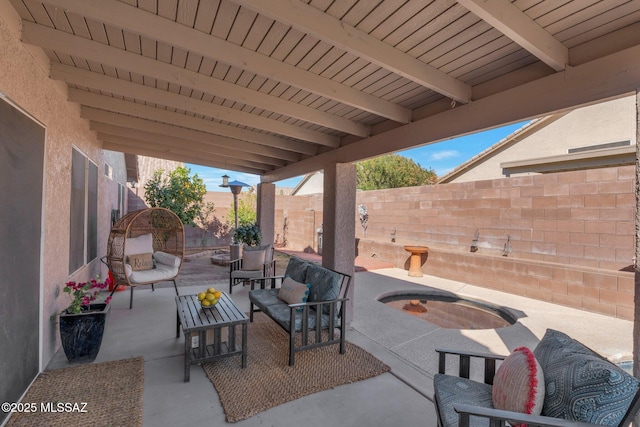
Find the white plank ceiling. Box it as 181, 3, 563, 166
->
10, 0, 640, 181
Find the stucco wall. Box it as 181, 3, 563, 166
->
450, 96, 637, 183
0, 5, 121, 365
126, 155, 184, 210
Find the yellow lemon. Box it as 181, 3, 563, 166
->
201, 299, 211, 307
207, 287, 216, 294
197, 292, 206, 301
206, 293, 216, 302
211, 298, 218, 305
213, 291, 222, 299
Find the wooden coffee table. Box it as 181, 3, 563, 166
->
176, 292, 248, 382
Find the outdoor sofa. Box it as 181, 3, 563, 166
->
248, 256, 351, 366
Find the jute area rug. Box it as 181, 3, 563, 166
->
203, 313, 390, 423
6, 357, 144, 427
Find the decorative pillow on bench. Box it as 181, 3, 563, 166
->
278, 277, 311, 309
305, 264, 342, 314
533, 329, 640, 426
283, 257, 310, 283
492, 346, 544, 420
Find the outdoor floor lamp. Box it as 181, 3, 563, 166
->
219, 174, 249, 233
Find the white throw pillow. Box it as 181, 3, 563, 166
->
278, 277, 311, 307
154, 251, 181, 267
242, 249, 266, 271
125, 233, 153, 256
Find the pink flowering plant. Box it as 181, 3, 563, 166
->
62, 277, 113, 314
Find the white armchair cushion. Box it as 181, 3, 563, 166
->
128, 263, 179, 284
242, 249, 266, 271
154, 251, 181, 268
231, 269, 264, 280
125, 250, 181, 283
244, 243, 273, 261
125, 233, 153, 256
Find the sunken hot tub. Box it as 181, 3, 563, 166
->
378, 291, 516, 330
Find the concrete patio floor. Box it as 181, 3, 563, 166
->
45, 251, 633, 427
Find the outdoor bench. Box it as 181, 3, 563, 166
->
433, 329, 640, 427
248, 256, 351, 366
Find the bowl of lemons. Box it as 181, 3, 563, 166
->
198, 287, 222, 308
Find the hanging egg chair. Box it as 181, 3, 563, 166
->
105, 207, 184, 308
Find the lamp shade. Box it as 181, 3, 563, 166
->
228, 180, 249, 195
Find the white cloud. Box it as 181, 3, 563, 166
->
429, 150, 459, 161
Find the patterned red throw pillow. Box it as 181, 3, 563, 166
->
492, 347, 545, 419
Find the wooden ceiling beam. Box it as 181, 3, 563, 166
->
51, 63, 339, 147
21, 21, 369, 137
80, 107, 302, 163
234, 0, 472, 104
46, 0, 411, 123
91, 122, 287, 168
68, 89, 318, 156
100, 135, 269, 174
457, 0, 568, 71
263, 43, 640, 182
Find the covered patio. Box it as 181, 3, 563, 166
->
43, 254, 634, 426
2, 0, 640, 425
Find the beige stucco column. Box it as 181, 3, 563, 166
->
322, 162, 356, 325
257, 182, 276, 246
634, 86, 639, 380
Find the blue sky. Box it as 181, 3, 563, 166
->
188, 121, 529, 192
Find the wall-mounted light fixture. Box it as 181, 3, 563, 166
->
503, 235, 512, 257
470, 230, 479, 252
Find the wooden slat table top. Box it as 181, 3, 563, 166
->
176, 293, 248, 333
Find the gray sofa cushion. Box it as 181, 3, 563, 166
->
263, 303, 332, 332
249, 288, 281, 309
434, 374, 492, 427
231, 269, 264, 281
284, 257, 310, 283
533, 329, 640, 426
305, 263, 342, 314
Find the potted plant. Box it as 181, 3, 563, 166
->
233, 224, 262, 247
59, 277, 112, 363
231, 224, 262, 260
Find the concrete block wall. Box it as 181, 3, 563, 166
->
274, 195, 320, 251
273, 165, 635, 320
354, 166, 635, 271
356, 239, 633, 320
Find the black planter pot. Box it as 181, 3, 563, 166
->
59, 303, 110, 363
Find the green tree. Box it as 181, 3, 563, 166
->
227, 189, 257, 227
356, 154, 437, 190
144, 166, 207, 225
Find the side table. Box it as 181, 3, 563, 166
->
176, 292, 248, 382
